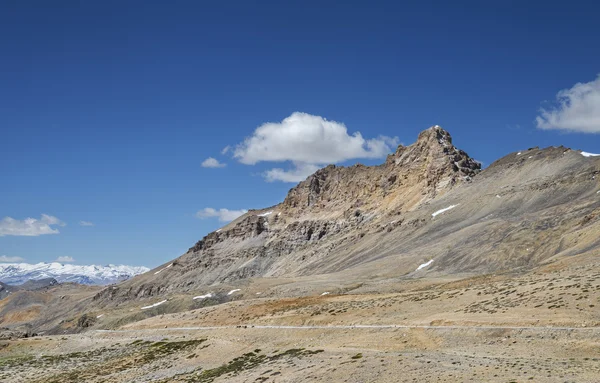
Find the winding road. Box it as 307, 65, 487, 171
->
96, 324, 600, 333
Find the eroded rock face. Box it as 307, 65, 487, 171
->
190, 215, 269, 253
282, 126, 480, 217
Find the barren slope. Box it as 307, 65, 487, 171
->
90, 127, 600, 312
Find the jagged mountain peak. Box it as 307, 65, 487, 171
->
188, 126, 481, 264
389, 125, 452, 155
282, 126, 479, 216
416, 124, 452, 144
388, 125, 479, 174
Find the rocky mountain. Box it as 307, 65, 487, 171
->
0, 262, 149, 285
0, 281, 11, 300
0, 278, 58, 300
3, 125, 599, 335
89, 126, 600, 309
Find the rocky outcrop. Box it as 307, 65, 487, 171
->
190, 215, 269, 252
0, 326, 36, 340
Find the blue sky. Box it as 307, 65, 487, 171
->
1, 1, 599, 267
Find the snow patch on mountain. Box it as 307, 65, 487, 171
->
154, 263, 173, 275
0, 262, 149, 285
431, 204, 458, 218
581, 151, 600, 157
141, 300, 167, 310
193, 293, 213, 300
416, 259, 434, 271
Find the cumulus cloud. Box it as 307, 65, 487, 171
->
79, 221, 94, 227
536, 75, 600, 133
55, 256, 75, 263
0, 214, 65, 236
232, 112, 399, 182
0, 255, 25, 263
196, 208, 247, 222
234, 112, 399, 164
201, 157, 227, 168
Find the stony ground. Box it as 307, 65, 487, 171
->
2, 326, 600, 383
2, 256, 600, 382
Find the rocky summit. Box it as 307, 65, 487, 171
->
2, 126, 600, 383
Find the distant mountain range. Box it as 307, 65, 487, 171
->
0, 262, 149, 285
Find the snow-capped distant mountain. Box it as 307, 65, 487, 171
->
0, 262, 149, 285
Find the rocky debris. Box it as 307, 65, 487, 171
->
76, 313, 96, 328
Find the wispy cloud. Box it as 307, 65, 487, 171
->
232, 112, 398, 182
79, 221, 94, 227
201, 157, 227, 168
0, 255, 25, 263
221, 145, 231, 155
264, 162, 321, 183
55, 256, 75, 263
0, 214, 65, 236
536, 74, 600, 133
196, 208, 247, 222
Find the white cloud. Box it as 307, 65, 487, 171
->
536, 75, 600, 133
264, 162, 321, 183
234, 112, 398, 164
232, 112, 399, 182
0, 255, 25, 263
79, 221, 94, 227
201, 157, 227, 168
196, 208, 247, 222
40, 214, 66, 226
221, 145, 231, 155
55, 256, 75, 263
0, 214, 65, 236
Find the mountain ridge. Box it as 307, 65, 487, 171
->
87, 126, 599, 309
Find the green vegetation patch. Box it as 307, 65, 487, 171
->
0, 355, 35, 369
180, 348, 324, 383
139, 339, 207, 364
